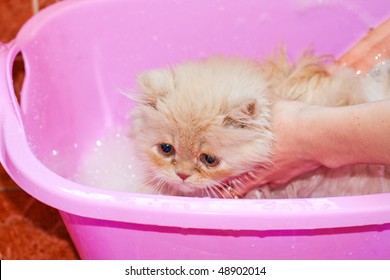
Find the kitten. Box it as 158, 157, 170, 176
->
130, 51, 390, 198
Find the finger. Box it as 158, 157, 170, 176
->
229, 169, 270, 195
339, 18, 390, 72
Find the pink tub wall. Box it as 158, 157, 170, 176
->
18, 0, 390, 176
60, 212, 390, 260
0, 0, 390, 259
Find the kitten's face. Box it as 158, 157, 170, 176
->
131, 57, 273, 197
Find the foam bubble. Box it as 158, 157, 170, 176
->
73, 128, 147, 193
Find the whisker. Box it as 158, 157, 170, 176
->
208, 180, 231, 199
217, 179, 244, 199
203, 186, 211, 198
231, 188, 244, 199
154, 178, 167, 195
234, 178, 245, 188
208, 185, 219, 198
136, 179, 157, 193
214, 184, 230, 198
232, 178, 246, 198
136, 171, 161, 193
204, 180, 223, 198
223, 180, 244, 199
205, 179, 227, 198
116, 86, 141, 101
202, 180, 217, 198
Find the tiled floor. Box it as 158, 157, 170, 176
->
0, 0, 79, 260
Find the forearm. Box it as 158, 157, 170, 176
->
233, 18, 390, 195
232, 99, 390, 194
299, 99, 390, 168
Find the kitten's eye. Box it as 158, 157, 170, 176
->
199, 154, 220, 167
158, 143, 175, 157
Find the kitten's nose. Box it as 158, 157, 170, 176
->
177, 172, 191, 181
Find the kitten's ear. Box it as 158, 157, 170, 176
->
136, 69, 175, 107
223, 99, 259, 128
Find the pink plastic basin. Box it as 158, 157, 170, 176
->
1, 0, 390, 259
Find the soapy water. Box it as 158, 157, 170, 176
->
72, 128, 150, 193
70, 123, 390, 199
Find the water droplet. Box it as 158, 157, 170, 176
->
236, 17, 246, 26
96, 140, 102, 146
162, 203, 170, 209
52, 149, 58, 156
259, 13, 269, 23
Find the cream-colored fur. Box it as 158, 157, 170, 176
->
130, 51, 390, 198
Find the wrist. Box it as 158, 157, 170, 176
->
271, 99, 319, 164
290, 102, 324, 165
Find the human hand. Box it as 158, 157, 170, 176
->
230, 18, 390, 197
230, 98, 321, 196
339, 18, 390, 72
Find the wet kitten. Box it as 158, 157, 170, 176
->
130, 51, 390, 198
130, 56, 273, 197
